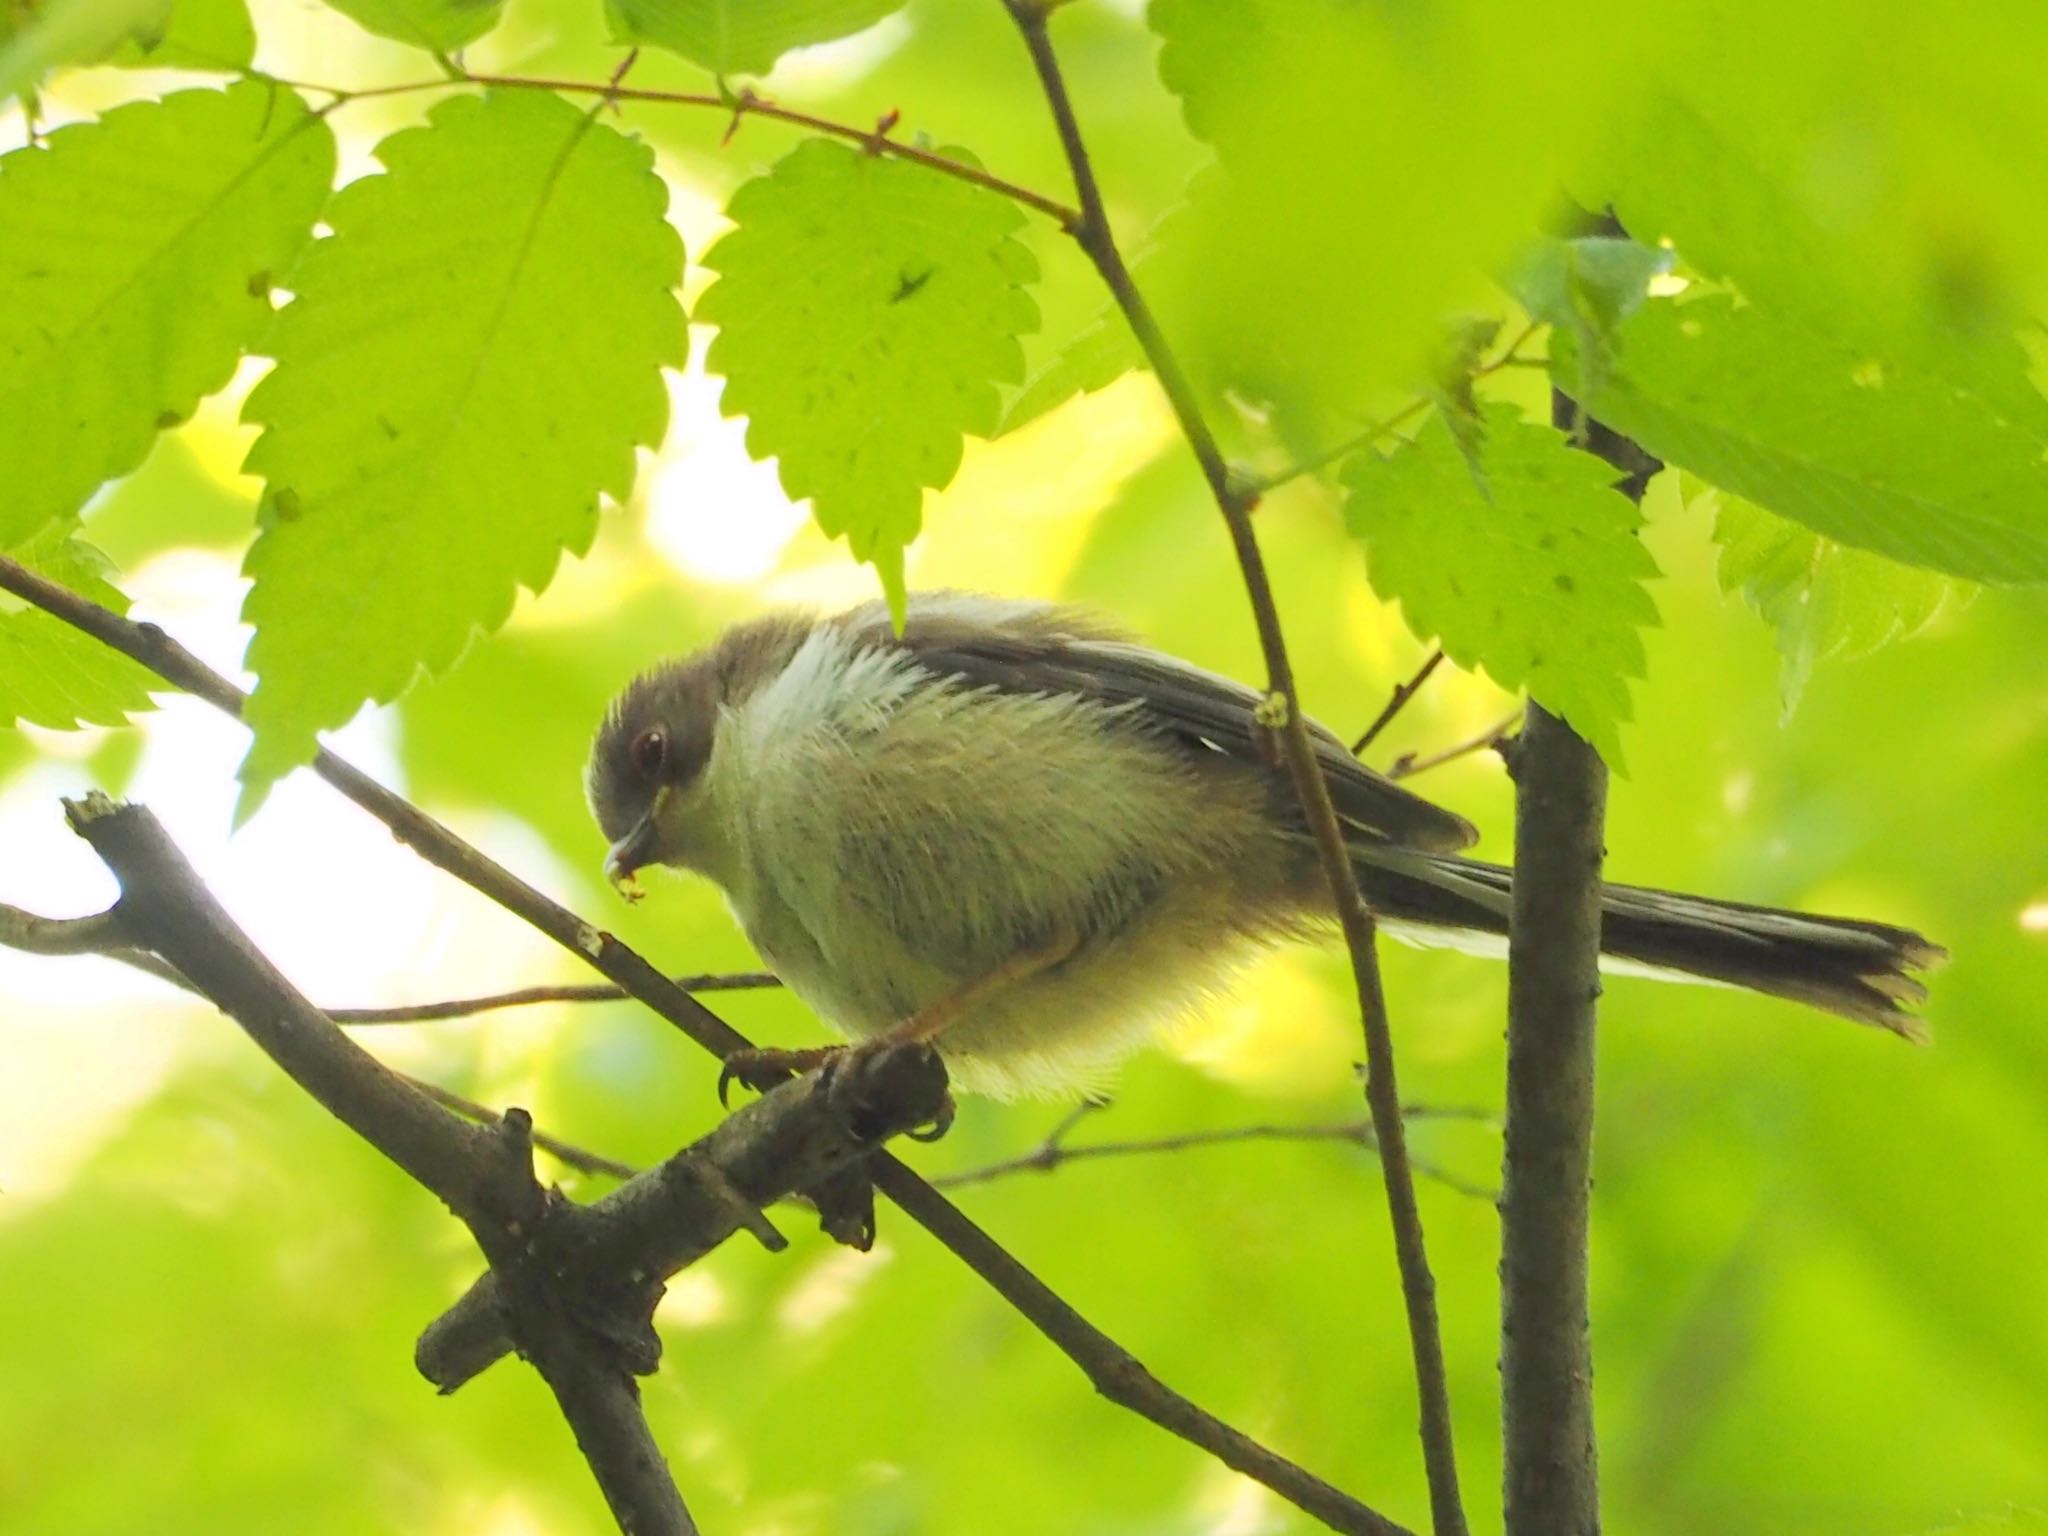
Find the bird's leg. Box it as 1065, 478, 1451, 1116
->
717, 931, 1082, 1140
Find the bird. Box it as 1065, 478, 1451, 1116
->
586, 591, 1944, 1102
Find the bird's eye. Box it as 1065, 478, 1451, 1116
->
630, 727, 668, 779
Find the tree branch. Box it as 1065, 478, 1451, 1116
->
935, 1110, 1499, 1203
58, 795, 702, 1534
1496, 368, 1648, 1535
417, 1042, 950, 1392
1002, 6, 1468, 1532
1352, 651, 1445, 757
1499, 703, 1606, 1536
1387, 708, 1526, 782
0, 554, 1409, 1536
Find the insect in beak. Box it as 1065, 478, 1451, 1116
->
603, 789, 669, 901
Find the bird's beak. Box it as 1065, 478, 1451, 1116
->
603, 790, 669, 901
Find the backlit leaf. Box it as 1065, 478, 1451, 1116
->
237, 90, 685, 813
0, 83, 334, 545
1343, 405, 1659, 766
699, 137, 1038, 619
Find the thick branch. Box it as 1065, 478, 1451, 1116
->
0, 554, 1404, 1536
1497, 372, 1642, 1536
62, 794, 495, 1210
1499, 703, 1606, 1536
418, 1044, 949, 1391
57, 796, 699, 1535
1003, 6, 1466, 1532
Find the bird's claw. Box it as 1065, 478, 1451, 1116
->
715, 1041, 955, 1141
716, 1044, 840, 1107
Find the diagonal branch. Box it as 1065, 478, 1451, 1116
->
0, 553, 1411, 1536
56, 795, 700, 1535
1001, 5, 1468, 1532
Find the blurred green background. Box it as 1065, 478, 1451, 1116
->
3, 1, 2047, 1533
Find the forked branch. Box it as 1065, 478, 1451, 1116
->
0, 552, 1411, 1536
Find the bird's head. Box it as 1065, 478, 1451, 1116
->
585, 659, 721, 897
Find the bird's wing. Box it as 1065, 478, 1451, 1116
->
838, 594, 1480, 855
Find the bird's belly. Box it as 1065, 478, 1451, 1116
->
725, 881, 950, 1041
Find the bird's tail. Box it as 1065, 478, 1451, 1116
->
1351, 848, 1946, 1039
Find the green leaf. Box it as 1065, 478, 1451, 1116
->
1558, 293, 2048, 585
237, 90, 685, 814
1583, 89, 2048, 436
606, 0, 906, 76
317, 0, 501, 51
1714, 493, 1964, 713
1507, 234, 1669, 403
0, 522, 156, 729
996, 305, 1142, 438
1146, 0, 1653, 423
699, 137, 1039, 617
2, 0, 151, 100
0, 83, 335, 547
1343, 405, 1659, 766
108, 0, 255, 70
1, 0, 251, 91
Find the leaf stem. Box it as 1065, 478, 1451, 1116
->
255, 67, 1083, 229
1002, 6, 1469, 1534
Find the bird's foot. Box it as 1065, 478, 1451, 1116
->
716, 1040, 954, 1141
716, 1044, 841, 1106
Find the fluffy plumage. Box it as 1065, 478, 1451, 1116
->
588, 592, 1944, 1097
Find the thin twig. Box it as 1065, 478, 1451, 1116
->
1388, 707, 1525, 781
254, 68, 1082, 230
0, 554, 1404, 1536
1255, 320, 1544, 495
1352, 651, 1446, 757
331, 971, 779, 1024
1003, 7, 1467, 1533
935, 1117, 1499, 1203
407, 1075, 641, 1181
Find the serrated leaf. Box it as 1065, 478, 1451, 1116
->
699, 137, 1039, 616
236, 90, 685, 813
0, 523, 156, 729
1558, 293, 2048, 585
317, 0, 501, 51
1343, 405, 1659, 767
1507, 234, 1669, 403
993, 190, 1212, 440
606, 0, 905, 76
0, 83, 335, 547
996, 306, 1142, 438
1715, 494, 1964, 713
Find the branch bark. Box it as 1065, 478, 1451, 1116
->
1497, 372, 1652, 1535
1499, 703, 1607, 1536
1001, 6, 1466, 1532
59, 795, 700, 1534
0, 553, 1408, 1536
